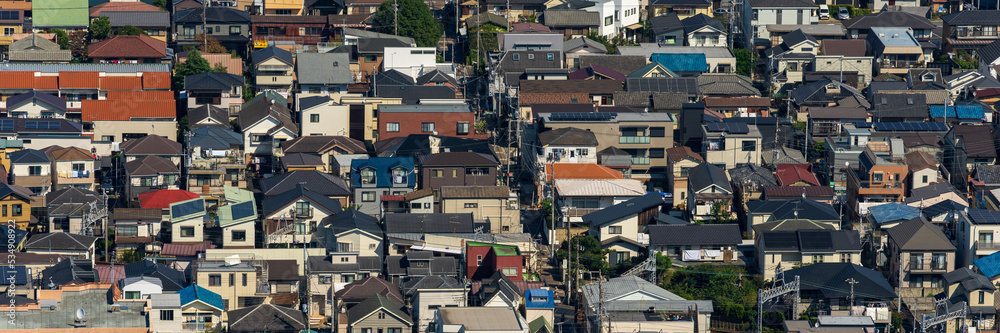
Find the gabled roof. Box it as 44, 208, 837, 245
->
578, 55, 648, 76
748, 0, 815, 7
124, 260, 186, 291
783, 263, 896, 299
46, 187, 100, 207
252, 46, 293, 66
416, 69, 458, 86
7, 91, 66, 111
321, 209, 382, 238
296, 52, 353, 85
174, 7, 251, 24
8, 33, 71, 62
546, 10, 601, 28
648, 224, 741, 246
752, 219, 837, 233
282, 153, 323, 168
189, 126, 242, 150
680, 13, 725, 33
568, 65, 626, 81
10, 149, 49, 164
138, 189, 199, 209
441, 186, 511, 199
905, 182, 961, 205
627, 62, 679, 78
537, 127, 599, 147
651, 53, 708, 72
775, 164, 820, 186
688, 163, 732, 193
280, 135, 367, 155
228, 303, 306, 331
748, 198, 839, 220
238, 96, 297, 135
943, 267, 995, 292
41, 257, 97, 287
886, 218, 956, 251
582, 193, 663, 226
649, 13, 683, 35
262, 183, 345, 216
48, 147, 92, 161
178, 284, 224, 311
184, 72, 243, 90
418, 152, 498, 166
384, 213, 476, 233
979, 40, 1000, 64
335, 276, 403, 303
942, 10, 1000, 25
347, 293, 412, 324
665, 146, 703, 162
124, 156, 179, 176
26, 232, 97, 251
120, 135, 182, 155
103, 11, 171, 28
844, 11, 934, 31
350, 156, 415, 187
554, 179, 646, 197
759, 229, 861, 252
581, 276, 683, 303
90, 2, 160, 16
88, 35, 166, 59
953, 124, 997, 159
545, 163, 623, 181
696, 73, 760, 96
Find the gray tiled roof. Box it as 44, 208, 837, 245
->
105, 11, 170, 28
886, 218, 956, 251
564, 36, 606, 53
650, 13, 683, 35
942, 10, 1000, 25
296, 52, 352, 85
543, 9, 600, 27
688, 162, 731, 193
748, 0, 815, 7
252, 46, 293, 66
578, 55, 647, 74
7, 34, 71, 62
537, 127, 599, 146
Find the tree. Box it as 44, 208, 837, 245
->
89, 16, 111, 41
212, 63, 228, 73
734, 48, 755, 77
196, 34, 228, 53
555, 235, 610, 276
371, 0, 442, 47
67, 31, 89, 59
174, 50, 213, 87
51, 29, 70, 50
707, 200, 736, 224
152, 0, 167, 10
661, 265, 765, 329
115, 25, 148, 36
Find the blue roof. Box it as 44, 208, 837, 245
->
525, 289, 554, 308
929, 105, 985, 120
650, 53, 708, 72
350, 157, 415, 187
0, 266, 28, 285
974, 251, 1000, 278
178, 284, 224, 311
868, 203, 921, 225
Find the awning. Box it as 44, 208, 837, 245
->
410, 245, 462, 255
625, 23, 643, 30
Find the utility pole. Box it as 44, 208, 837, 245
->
203, 0, 208, 51
394, 0, 399, 35
846, 278, 859, 315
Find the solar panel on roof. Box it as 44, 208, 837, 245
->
0, 119, 14, 132
706, 122, 749, 134
171, 199, 205, 219
800, 231, 833, 249
970, 209, 1000, 224
230, 201, 254, 220
549, 112, 615, 121
763, 233, 798, 249
0, 11, 20, 20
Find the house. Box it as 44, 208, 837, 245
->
582, 193, 663, 265
842, 11, 934, 39
227, 303, 307, 333
177, 284, 225, 330
87, 35, 167, 64
9, 149, 52, 201
40, 257, 98, 287
782, 263, 897, 321
886, 218, 956, 293
251, 15, 326, 46
48, 146, 94, 191
536, 127, 599, 167
103, 11, 172, 42
806, 107, 868, 137
316, 209, 383, 258
942, 267, 996, 325
871, 93, 928, 122
167, 198, 205, 244
177, 51, 244, 77
45, 187, 104, 235
943, 124, 998, 191
756, 229, 862, 281
185, 72, 244, 112
687, 163, 733, 222
378, 104, 484, 141
173, 7, 252, 51
563, 0, 641, 40
6, 34, 71, 63
702, 122, 763, 170
296, 52, 353, 96
817, 40, 874, 87
649, 13, 684, 46
866, 27, 924, 75
400, 276, 466, 332
119, 135, 184, 167
648, 0, 711, 20
679, 14, 727, 47
149, 293, 182, 332
120, 276, 163, 300
331, 275, 399, 315
124, 156, 180, 202
846, 142, 908, 219
187, 127, 247, 203
24, 232, 97, 264
217, 192, 255, 249
746, 198, 839, 238
648, 224, 742, 263
418, 152, 499, 199
113, 208, 164, 250
466, 242, 526, 281
942, 11, 1000, 52
545, 12, 600, 40
666, 146, 703, 206
441, 186, 520, 233
193, 259, 266, 311
555, 179, 645, 224
238, 96, 297, 156
350, 157, 415, 217
956, 209, 1000, 268
383, 213, 478, 252
262, 183, 344, 247
580, 276, 713, 333
435, 307, 530, 333
33, 0, 88, 29
562, 36, 606, 68
765, 29, 820, 91
5, 91, 67, 119
259, 170, 351, 201
125, 259, 187, 292
775, 164, 820, 186
743, 0, 818, 46
252, 46, 294, 94
281, 136, 367, 174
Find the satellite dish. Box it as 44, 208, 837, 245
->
76, 308, 86, 320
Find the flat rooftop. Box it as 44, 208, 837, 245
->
0, 288, 146, 329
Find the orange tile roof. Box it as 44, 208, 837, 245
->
545, 163, 624, 182
81, 99, 175, 121
89, 1, 160, 16
100, 76, 142, 90
34, 76, 58, 90
88, 35, 166, 59
142, 72, 171, 89
108, 90, 174, 100
0, 72, 34, 89
0, 1, 31, 11
59, 71, 100, 89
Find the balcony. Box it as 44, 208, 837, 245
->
909, 258, 948, 273
257, 65, 292, 72
294, 208, 312, 218
976, 241, 1000, 254
631, 157, 650, 165
955, 28, 999, 39
67, 101, 82, 109
619, 136, 651, 144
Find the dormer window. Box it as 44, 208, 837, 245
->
922, 73, 935, 82
528, 53, 534, 60
360, 168, 375, 184
907, 98, 914, 105
512, 54, 520, 61
392, 167, 407, 184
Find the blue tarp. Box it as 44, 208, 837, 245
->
651, 53, 708, 72
868, 203, 921, 225
929, 105, 984, 120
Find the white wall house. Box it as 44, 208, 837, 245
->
744, 0, 818, 46
412, 287, 466, 333
298, 97, 350, 137
121, 276, 164, 300
383, 47, 439, 79
584, 0, 641, 39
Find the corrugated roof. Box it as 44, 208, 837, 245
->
441, 186, 510, 199
554, 179, 645, 197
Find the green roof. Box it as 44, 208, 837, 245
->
528, 316, 552, 333
34, 0, 89, 27
467, 241, 520, 256
242, 91, 288, 109
0, 139, 23, 149
224, 186, 254, 203
218, 199, 256, 227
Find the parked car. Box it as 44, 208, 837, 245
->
819, 7, 830, 19
714, 8, 730, 15
838, 7, 850, 19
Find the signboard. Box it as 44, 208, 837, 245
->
253, 40, 268, 48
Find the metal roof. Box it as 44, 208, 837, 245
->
0, 63, 170, 72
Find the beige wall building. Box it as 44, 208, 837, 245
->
440, 186, 520, 233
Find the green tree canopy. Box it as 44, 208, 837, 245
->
371, 0, 442, 47
115, 25, 148, 36
89, 16, 111, 41
152, 0, 167, 10
50, 28, 70, 50
734, 48, 754, 77
174, 51, 213, 87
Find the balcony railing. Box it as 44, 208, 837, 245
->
294, 208, 312, 218
978, 241, 1000, 251
956, 29, 999, 38
631, 157, 650, 165
183, 323, 209, 330
909, 258, 948, 272
620, 136, 651, 144
59, 170, 92, 178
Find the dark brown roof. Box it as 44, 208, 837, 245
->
537, 127, 599, 147
703, 97, 771, 108
119, 135, 182, 155
334, 276, 403, 303
403, 188, 433, 201
267, 260, 299, 281
666, 146, 703, 163
440, 186, 510, 199
124, 155, 179, 176
113, 208, 163, 221
954, 124, 997, 159
520, 80, 623, 94
763, 186, 835, 199
418, 152, 498, 166
281, 135, 367, 155
821, 40, 867, 57
251, 15, 327, 24
905, 151, 937, 171
48, 147, 93, 161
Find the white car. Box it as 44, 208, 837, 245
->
714, 8, 730, 15
838, 7, 850, 20
819, 7, 830, 19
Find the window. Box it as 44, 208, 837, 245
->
982, 232, 994, 245
476, 255, 483, 266
421, 122, 435, 133
680, 167, 692, 177
742, 141, 756, 152
547, 53, 554, 61
452, 169, 458, 178
608, 226, 622, 234
214, 26, 220, 33
28, 166, 40, 176
319, 275, 332, 284
369, 243, 377, 250
528, 54, 534, 60
841, 253, 851, 263
872, 173, 883, 182
229, 273, 234, 286
922, 175, 928, 183
338, 242, 352, 252
229, 26, 240, 35
980, 291, 986, 304
125, 291, 141, 299
464, 203, 478, 208
802, 47, 813, 52
310, 114, 320, 123
812, 255, 824, 263
72, 163, 85, 172
432, 169, 444, 178
605, 15, 613, 26
649, 148, 665, 159
361, 168, 375, 184
410, 203, 422, 209
424, 203, 431, 209
232, 230, 246, 242
342, 275, 355, 283
392, 168, 407, 184
502, 267, 517, 276
932, 253, 947, 270
101, 135, 115, 142
650, 127, 665, 137
457, 122, 470, 134
209, 274, 221, 286
275, 9, 292, 14
1, 28, 13, 36
2, 205, 6, 217
512, 53, 520, 61
362, 191, 376, 202
387, 122, 399, 132
242, 273, 247, 287
466, 167, 489, 175
378, 312, 386, 319
160, 310, 173, 321
364, 55, 378, 62
180, 226, 195, 237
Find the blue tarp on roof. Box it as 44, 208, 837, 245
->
974, 251, 1000, 278
929, 105, 985, 119
525, 289, 554, 308
868, 203, 921, 225
178, 284, 224, 311
650, 53, 708, 72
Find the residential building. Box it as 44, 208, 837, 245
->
466, 242, 526, 281
46, 187, 105, 235
702, 122, 763, 170
316, 209, 384, 257
400, 276, 466, 333
252, 46, 294, 95
238, 96, 298, 156
378, 104, 485, 141
581, 276, 713, 333
867, 27, 924, 75
956, 209, 1000, 268
262, 183, 344, 247
649, 221, 742, 263
218, 191, 256, 249
112, 208, 163, 252
149, 293, 182, 332
87, 35, 167, 64
842, 11, 934, 39
346, 294, 413, 333
7, 34, 71, 63
120, 135, 184, 167
555, 178, 645, 224
886, 218, 955, 293
582, 193, 663, 265
775, 164, 820, 187
942, 11, 1000, 52
666, 146, 703, 205
648, 0, 711, 19
260, 170, 351, 201
48, 147, 94, 191
536, 127, 599, 166
765, 29, 820, 91
686, 162, 733, 221
124, 156, 180, 202
942, 268, 996, 327
679, 14, 727, 47
350, 157, 415, 217
743, 0, 818, 46
167, 198, 206, 244
816, 40, 874, 87
905, 151, 941, 191
251, 15, 326, 45
227, 303, 307, 333
545, 12, 601, 39
193, 259, 267, 311
10, 149, 52, 200
173, 7, 252, 51
185, 72, 245, 113
434, 307, 530, 333
187, 127, 247, 205
745, 198, 840, 238
296, 52, 353, 96
846, 142, 908, 218
782, 263, 897, 323
440, 186, 520, 233
5, 91, 67, 119
104, 11, 171, 42
24, 232, 97, 264
756, 229, 862, 281
319, 267, 392, 318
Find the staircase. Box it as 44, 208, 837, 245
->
621, 255, 657, 283
266, 223, 295, 245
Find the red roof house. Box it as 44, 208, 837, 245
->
87, 35, 167, 62
139, 189, 199, 209
775, 164, 821, 187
